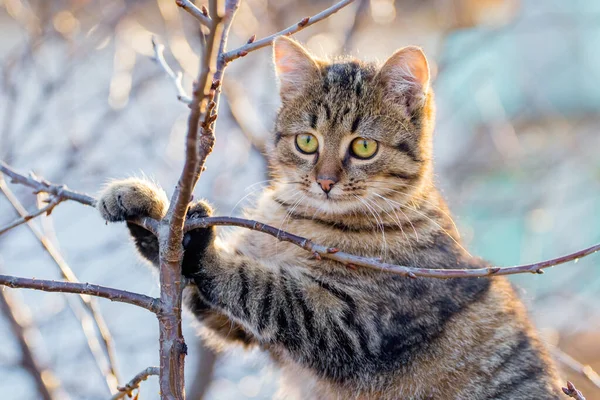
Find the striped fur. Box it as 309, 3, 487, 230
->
97, 39, 562, 399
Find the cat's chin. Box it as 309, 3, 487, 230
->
302, 193, 361, 215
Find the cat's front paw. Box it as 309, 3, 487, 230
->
182, 200, 215, 277
98, 178, 168, 222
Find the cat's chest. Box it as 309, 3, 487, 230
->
236, 212, 411, 265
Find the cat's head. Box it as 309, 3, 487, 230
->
270, 37, 435, 215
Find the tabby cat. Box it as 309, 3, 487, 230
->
98, 37, 562, 399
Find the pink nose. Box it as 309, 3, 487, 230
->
317, 178, 336, 193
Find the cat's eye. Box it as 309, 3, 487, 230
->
350, 137, 378, 159
295, 133, 319, 154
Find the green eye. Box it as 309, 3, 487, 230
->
350, 137, 378, 159
295, 133, 319, 154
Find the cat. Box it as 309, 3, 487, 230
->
97, 37, 562, 399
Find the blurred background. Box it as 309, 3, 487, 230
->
1, 0, 600, 398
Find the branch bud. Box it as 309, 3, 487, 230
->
298, 17, 310, 27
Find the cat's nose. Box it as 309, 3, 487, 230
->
316, 178, 336, 193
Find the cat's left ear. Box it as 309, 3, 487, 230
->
273, 36, 320, 102
377, 46, 430, 114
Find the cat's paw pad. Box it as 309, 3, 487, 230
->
97, 178, 168, 222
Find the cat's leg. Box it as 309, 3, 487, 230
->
97, 178, 256, 347
183, 234, 372, 383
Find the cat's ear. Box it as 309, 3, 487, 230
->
377, 46, 430, 114
273, 37, 320, 102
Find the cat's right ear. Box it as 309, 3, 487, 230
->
376, 46, 430, 115
273, 37, 320, 102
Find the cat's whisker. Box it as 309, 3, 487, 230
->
229, 187, 266, 216
372, 192, 420, 243
378, 193, 472, 257
362, 197, 391, 261
277, 193, 305, 238
372, 193, 415, 256
244, 179, 276, 192
274, 191, 304, 256
370, 181, 461, 239
355, 195, 387, 261
351, 195, 377, 231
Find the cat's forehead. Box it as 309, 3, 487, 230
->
320, 61, 376, 98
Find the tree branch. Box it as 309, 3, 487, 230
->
563, 381, 586, 400
2, 161, 599, 280
176, 0, 212, 28
0, 178, 122, 391
0, 288, 67, 400
0, 275, 161, 313
151, 38, 193, 105
552, 348, 600, 390
222, 0, 355, 62
0, 196, 62, 236
111, 366, 160, 400
0, 160, 96, 206
184, 216, 600, 279
0, 162, 159, 235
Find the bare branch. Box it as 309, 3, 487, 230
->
223, 0, 355, 62
0, 177, 122, 390
552, 348, 600, 390
0, 275, 161, 313
2, 160, 598, 280
176, 0, 212, 28
0, 162, 159, 235
184, 216, 600, 279
111, 366, 160, 400
0, 196, 62, 236
151, 38, 193, 105
0, 161, 95, 206
0, 288, 67, 400
563, 381, 586, 400
154, 1, 243, 397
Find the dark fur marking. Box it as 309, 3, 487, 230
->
310, 113, 318, 129
257, 276, 274, 332
385, 171, 420, 181
274, 131, 283, 146
396, 141, 421, 162
351, 115, 361, 133
324, 103, 331, 120
275, 273, 302, 351
238, 265, 250, 318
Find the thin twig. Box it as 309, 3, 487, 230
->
184, 216, 600, 279
151, 38, 193, 105
2, 162, 599, 279
111, 366, 160, 400
552, 348, 600, 389
0, 160, 96, 206
0, 177, 122, 391
0, 275, 161, 313
222, 0, 355, 62
563, 381, 586, 400
0, 162, 159, 234
175, 0, 212, 28
0, 288, 67, 400
0, 196, 62, 236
